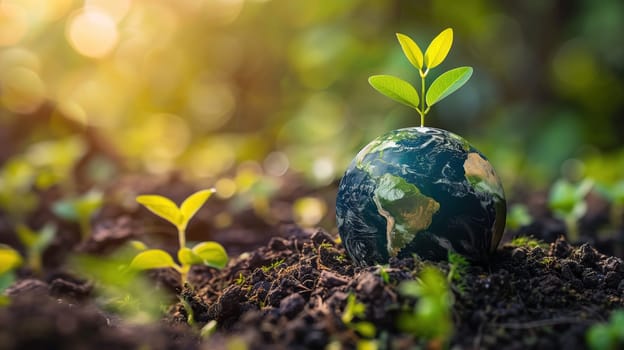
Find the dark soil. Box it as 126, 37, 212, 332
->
1, 177, 624, 349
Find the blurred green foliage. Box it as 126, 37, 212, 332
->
1, 0, 624, 215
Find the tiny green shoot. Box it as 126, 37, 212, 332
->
398, 266, 453, 346
548, 178, 593, 242
342, 293, 377, 339
506, 204, 533, 231
15, 224, 56, 274
376, 264, 390, 284
130, 189, 228, 285
53, 190, 104, 240
369, 28, 473, 127
261, 258, 285, 273
447, 251, 468, 292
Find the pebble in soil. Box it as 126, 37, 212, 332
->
336, 127, 507, 266
172, 229, 623, 350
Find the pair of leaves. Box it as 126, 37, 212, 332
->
129, 242, 228, 271
16, 224, 56, 252
53, 191, 103, 221
136, 189, 214, 230
369, 67, 472, 109
397, 28, 453, 71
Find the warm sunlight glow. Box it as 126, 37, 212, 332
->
66, 8, 119, 58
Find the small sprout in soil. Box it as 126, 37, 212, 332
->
341, 293, 377, 339
548, 178, 593, 242
447, 251, 469, 292
130, 189, 228, 285
235, 272, 246, 285
0, 245, 23, 302
71, 252, 169, 323
15, 224, 56, 274
261, 258, 285, 273
399, 266, 453, 347
53, 190, 104, 241
586, 310, 624, 350
509, 236, 548, 250
369, 28, 473, 128
0, 158, 39, 223
506, 204, 533, 231
377, 264, 390, 284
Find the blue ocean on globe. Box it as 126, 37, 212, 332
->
336, 127, 506, 266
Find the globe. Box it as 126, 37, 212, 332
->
336, 127, 506, 266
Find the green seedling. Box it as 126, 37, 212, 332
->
398, 266, 453, 348
548, 178, 593, 242
0, 245, 23, 305
447, 251, 468, 293
342, 293, 377, 339
53, 190, 104, 240
70, 247, 170, 324
369, 28, 473, 127
0, 158, 39, 223
15, 224, 56, 274
586, 310, 624, 350
261, 258, 285, 273
130, 189, 228, 285
506, 204, 533, 231
377, 264, 390, 284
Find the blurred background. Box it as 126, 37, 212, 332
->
1, 0, 624, 230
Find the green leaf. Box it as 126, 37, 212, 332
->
15, 225, 38, 248
425, 66, 473, 106
368, 75, 419, 109
129, 240, 148, 251
177, 247, 198, 265
354, 321, 377, 338
179, 189, 214, 225
396, 33, 423, 70
191, 242, 228, 269
129, 249, 178, 270
75, 191, 103, 220
136, 195, 182, 227
0, 245, 22, 275
424, 28, 453, 69
0, 271, 16, 293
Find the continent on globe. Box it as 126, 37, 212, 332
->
336, 127, 506, 266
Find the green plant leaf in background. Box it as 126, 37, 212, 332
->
136, 195, 182, 227
368, 75, 419, 109
396, 33, 423, 70
177, 247, 197, 265
0, 245, 22, 275
179, 189, 214, 226
424, 28, 453, 69
426, 67, 473, 107
129, 249, 178, 270
192, 242, 228, 268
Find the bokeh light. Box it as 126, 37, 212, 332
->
67, 7, 119, 58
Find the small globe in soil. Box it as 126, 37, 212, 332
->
336, 127, 506, 266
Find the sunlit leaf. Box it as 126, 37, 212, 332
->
426, 66, 473, 106
368, 75, 419, 109
136, 195, 182, 227
0, 245, 22, 275
354, 321, 377, 338
130, 249, 178, 270
179, 189, 214, 224
177, 247, 198, 265
424, 28, 453, 69
396, 33, 423, 70
75, 191, 103, 219
192, 242, 228, 269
